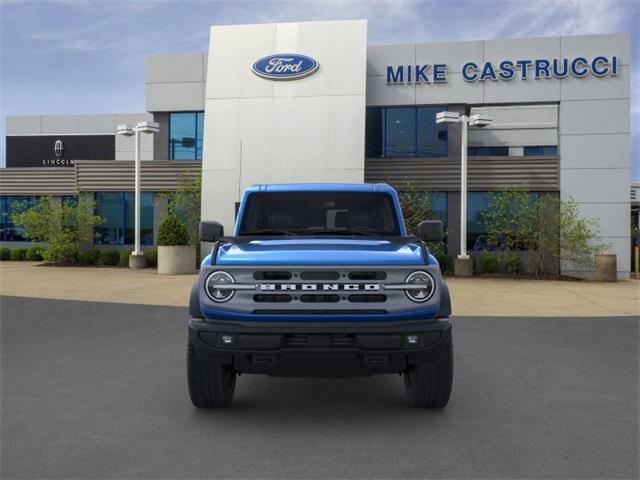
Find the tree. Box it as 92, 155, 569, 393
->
163, 173, 201, 245
11, 196, 103, 265
480, 188, 537, 252
530, 195, 605, 275
398, 182, 447, 256
480, 189, 605, 276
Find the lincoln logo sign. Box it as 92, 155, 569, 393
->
252, 53, 319, 80
386, 55, 620, 84
260, 283, 380, 291
54, 139, 64, 158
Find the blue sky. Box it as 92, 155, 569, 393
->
1, 0, 638, 178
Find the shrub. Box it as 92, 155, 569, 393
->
505, 254, 524, 274
119, 251, 130, 267
144, 249, 158, 267
99, 250, 121, 266
43, 244, 78, 265
79, 249, 101, 266
435, 253, 451, 273
479, 254, 499, 273
157, 214, 190, 246
11, 196, 103, 265
25, 246, 44, 261
163, 174, 202, 245
0, 248, 10, 261
10, 248, 27, 261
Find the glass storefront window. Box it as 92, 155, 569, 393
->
95, 192, 154, 245
169, 112, 204, 160
416, 107, 448, 158
365, 106, 448, 158
0, 196, 39, 242
467, 191, 540, 251
386, 108, 416, 157
468, 146, 509, 156
524, 145, 558, 156
430, 192, 448, 227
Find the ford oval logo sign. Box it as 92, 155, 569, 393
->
252, 53, 319, 80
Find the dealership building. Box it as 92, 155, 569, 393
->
0, 20, 632, 277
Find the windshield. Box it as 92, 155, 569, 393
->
237, 191, 401, 237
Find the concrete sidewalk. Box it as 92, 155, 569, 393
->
0, 262, 637, 317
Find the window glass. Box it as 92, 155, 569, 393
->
196, 112, 205, 160
95, 192, 154, 245
524, 145, 558, 156
95, 192, 124, 245
0, 196, 38, 242
430, 192, 448, 227
467, 191, 540, 251
385, 108, 415, 157
365, 107, 448, 158
467, 192, 490, 252
417, 107, 448, 157
365, 108, 383, 158
541, 145, 558, 156
124, 193, 154, 245
238, 192, 401, 236
169, 112, 204, 160
468, 146, 509, 156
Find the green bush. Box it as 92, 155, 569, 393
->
43, 244, 78, 265
435, 253, 451, 273
25, 246, 44, 261
479, 254, 499, 273
79, 249, 101, 266
119, 251, 130, 267
10, 196, 103, 265
144, 249, 158, 267
10, 248, 27, 261
157, 214, 190, 246
99, 249, 121, 266
505, 254, 524, 274
0, 248, 10, 261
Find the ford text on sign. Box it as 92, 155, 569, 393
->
252, 54, 319, 80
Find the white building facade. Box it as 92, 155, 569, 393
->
2, 20, 632, 277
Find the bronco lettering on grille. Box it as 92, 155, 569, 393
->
260, 284, 380, 291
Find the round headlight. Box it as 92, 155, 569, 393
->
405, 271, 435, 302
205, 271, 235, 302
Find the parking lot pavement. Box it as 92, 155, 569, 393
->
1, 296, 638, 479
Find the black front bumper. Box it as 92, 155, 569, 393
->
188, 317, 452, 377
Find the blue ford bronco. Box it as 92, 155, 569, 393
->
188, 183, 452, 408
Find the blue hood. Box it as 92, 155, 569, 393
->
213, 238, 425, 266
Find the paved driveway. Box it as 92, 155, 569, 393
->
1, 296, 638, 479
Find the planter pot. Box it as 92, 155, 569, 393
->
594, 254, 617, 282
158, 245, 196, 275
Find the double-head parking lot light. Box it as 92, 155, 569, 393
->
116, 121, 159, 268
436, 110, 492, 274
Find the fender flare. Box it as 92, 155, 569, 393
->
437, 280, 451, 318
189, 280, 203, 318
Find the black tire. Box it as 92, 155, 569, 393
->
187, 341, 236, 408
403, 336, 453, 408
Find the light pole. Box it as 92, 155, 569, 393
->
436, 111, 492, 276
116, 121, 159, 268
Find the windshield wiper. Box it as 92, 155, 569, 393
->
239, 229, 299, 236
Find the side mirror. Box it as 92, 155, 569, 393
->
199, 221, 224, 242
417, 220, 443, 243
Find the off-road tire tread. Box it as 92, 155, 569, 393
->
404, 337, 453, 408
187, 341, 236, 408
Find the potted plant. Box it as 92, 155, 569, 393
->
157, 214, 195, 275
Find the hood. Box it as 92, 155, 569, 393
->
215, 238, 424, 266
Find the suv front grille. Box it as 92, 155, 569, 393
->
284, 334, 357, 348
